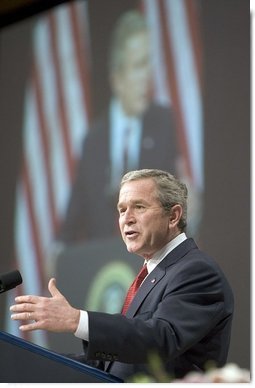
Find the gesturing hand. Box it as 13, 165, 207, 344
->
10, 278, 80, 333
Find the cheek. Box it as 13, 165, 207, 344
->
119, 218, 127, 238
150, 219, 169, 237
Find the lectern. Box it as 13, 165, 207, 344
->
0, 331, 123, 383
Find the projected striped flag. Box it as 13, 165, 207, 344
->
143, 0, 203, 190
6, 0, 204, 346
6, 1, 91, 346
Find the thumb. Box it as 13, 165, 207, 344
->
48, 277, 62, 298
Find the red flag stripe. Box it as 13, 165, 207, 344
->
48, 13, 75, 182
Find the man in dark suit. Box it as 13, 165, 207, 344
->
10, 169, 234, 381
56, 10, 178, 243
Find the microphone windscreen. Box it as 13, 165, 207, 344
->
0, 270, 23, 293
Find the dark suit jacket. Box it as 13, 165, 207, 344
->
83, 238, 234, 381
58, 103, 178, 242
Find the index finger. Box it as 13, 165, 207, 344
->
15, 295, 39, 304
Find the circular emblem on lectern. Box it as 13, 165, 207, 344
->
85, 261, 135, 313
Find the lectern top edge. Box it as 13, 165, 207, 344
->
0, 331, 123, 383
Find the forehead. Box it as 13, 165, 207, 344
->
119, 178, 157, 202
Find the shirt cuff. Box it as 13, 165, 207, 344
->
74, 310, 89, 341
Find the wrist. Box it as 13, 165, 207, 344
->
70, 308, 80, 333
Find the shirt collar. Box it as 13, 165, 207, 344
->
146, 232, 187, 274
111, 98, 140, 128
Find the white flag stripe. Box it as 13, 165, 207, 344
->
143, 0, 171, 106
24, 86, 53, 249
165, 0, 203, 188
56, 6, 89, 159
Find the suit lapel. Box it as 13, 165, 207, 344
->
125, 265, 165, 318
125, 238, 197, 318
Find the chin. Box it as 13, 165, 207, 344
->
130, 101, 149, 116
126, 245, 134, 253
137, 104, 148, 115
126, 243, 137, 254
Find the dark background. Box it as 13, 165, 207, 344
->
0, 0, 250, 370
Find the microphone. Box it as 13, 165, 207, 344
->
0, 270, 23, 294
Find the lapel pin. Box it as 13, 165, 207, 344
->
151, 278, 156, 283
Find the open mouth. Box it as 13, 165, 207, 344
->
125, 230, 138, 237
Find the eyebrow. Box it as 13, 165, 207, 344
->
117, 198, 152, 209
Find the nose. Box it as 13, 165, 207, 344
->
121, 208, 136, 225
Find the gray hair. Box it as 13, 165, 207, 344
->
109, 10, 148, 73
120, 169, 188, 231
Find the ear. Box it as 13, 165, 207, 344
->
168, 204, 183, 228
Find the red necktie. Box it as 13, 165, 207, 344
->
122, 264, 148, 315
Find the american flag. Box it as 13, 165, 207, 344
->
6, 0, 91, 346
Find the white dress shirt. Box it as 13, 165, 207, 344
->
74, 233, 187, 341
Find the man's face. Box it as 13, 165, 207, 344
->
117, 178, 173, 260
112, 31, 152, 117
